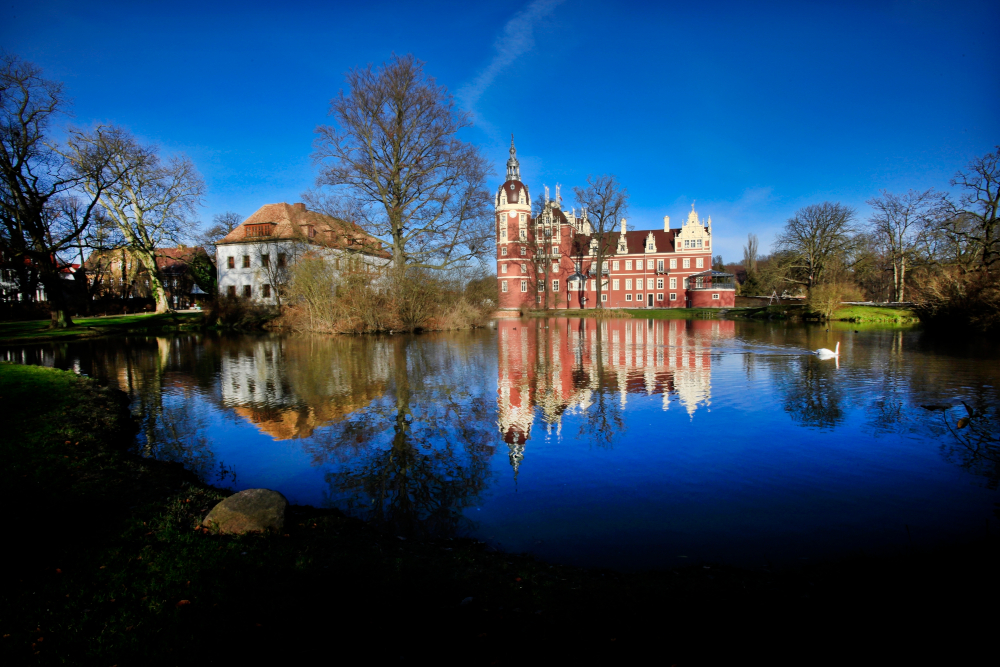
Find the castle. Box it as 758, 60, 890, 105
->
495, 139, 735, 311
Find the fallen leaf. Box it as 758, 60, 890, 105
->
176, 600, 191, 607
958, 417, 970, 429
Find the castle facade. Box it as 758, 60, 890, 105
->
495, 140, 735, 311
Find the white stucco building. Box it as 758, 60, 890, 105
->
216, 202, 391, 303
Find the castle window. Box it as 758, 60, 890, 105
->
670, 259, 677, 269
625, 260, 632, 270
683, 258, 690, 268
520, 263, 526, 273
519, 230, 526, 240
647, 260, 654, 269
613, 261, 620, 270
501, 264, 507, 273
613, 279, 619, 290
625, 279, 632, 290
520, 213, 526, 224
502, 281, 508, 292
657, 293, 663, 301
657, 278, 664, 289
520, 280, 527, 292
601, 294, 608, 302
501, 247, 507, 256
712, 293, 720, 300
670, 293, 677, 301
658, 260, 664, 272
552, 280, 559, 291
626, 294, 632, 301
670, 277, 677, 289
501, 229, 507, 240
696, 258, 704, 268
262, 284, 271, 298
227, 256, 235, 269
538, 281, 545, 292
242, 255, 250, 268
520, 247, 526, 256
278, 253, 286, 267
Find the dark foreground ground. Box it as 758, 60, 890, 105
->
1, 362, 995, 666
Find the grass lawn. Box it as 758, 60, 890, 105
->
1, 363, 992, 664
833, 304, 919, 322
0, 311, 207, 344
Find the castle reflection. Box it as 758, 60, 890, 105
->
220, 336, 390, 440
497, 317, 735, 472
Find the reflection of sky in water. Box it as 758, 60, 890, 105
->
5, 321, 998, 570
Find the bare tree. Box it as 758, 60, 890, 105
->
743, 233, 759, 275
68, 125, 204, 312
573, 175, 629, 308
197, 211, 242, 258
867, 189, 936, 302
938, 146, 1000, 272
313, 54, 493, 270
0, 54, 112, 326
775, 202, 857, 290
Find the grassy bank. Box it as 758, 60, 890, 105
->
1, 363, 994, 664
832, 304, 919, 323
0, 311, 208, 345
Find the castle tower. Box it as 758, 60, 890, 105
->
496, 136, 534, 311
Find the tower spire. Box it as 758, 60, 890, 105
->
506, 134, 520, 182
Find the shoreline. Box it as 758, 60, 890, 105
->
1, 362, 994, 663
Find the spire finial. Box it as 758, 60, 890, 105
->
506, 135, 520, 182
691, 200, 696, 212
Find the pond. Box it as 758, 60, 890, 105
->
5, 317, 998, 570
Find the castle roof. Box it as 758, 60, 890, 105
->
496, 180, 530, 207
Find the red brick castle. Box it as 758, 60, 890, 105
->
495, 139, 735, 312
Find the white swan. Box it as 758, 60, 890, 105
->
815, 341, 840, 359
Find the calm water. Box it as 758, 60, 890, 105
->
5, 318, 999, 569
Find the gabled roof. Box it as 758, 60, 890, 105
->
569, 229, 678, 255
217, 202, 391, 259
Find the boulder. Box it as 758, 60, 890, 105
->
202, 489, 288, 534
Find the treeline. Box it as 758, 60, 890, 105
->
735, 147, 999, 331
278, 256, 496, 333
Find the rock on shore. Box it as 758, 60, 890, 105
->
203, 488, 288, 534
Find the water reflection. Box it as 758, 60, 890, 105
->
3, 320, 1000, 567
497, 318, 733, 471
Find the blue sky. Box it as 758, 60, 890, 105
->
4, 0, 997, 263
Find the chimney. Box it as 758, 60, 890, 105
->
663, 215, 670, 232
293, 203, 306, 212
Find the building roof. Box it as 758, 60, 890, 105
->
217, 202, 391, 259
569, 229, 678, 255
496, 180, 530, 208
156, 247, 209, 273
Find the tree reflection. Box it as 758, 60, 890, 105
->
777, 356, 846, 429
311, 335, 497, 537
935, 391, 1000, 490
579, 322, 626, 448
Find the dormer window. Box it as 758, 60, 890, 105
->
244, 223, 274, 238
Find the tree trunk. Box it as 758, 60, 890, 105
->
40, 273, 75, 328
899, 256, 906, 303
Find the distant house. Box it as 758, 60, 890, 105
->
0, 251, 82, 304
215, 202, 391, 302
85, 246, 213, 309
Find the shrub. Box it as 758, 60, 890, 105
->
913, 271, 1000, 334
207, 295, 278, 330
807, 282, 863, 320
